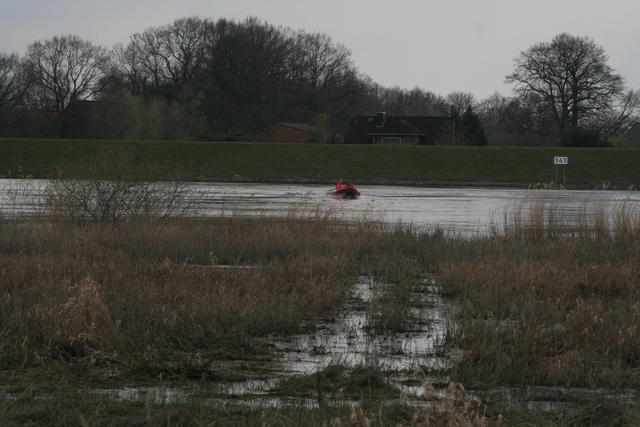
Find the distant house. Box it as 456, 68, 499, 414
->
257, 122, 317, 143
345, 113, 451, 145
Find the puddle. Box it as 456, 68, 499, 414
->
90, 386, 194, 404
266, 275, 454, 376
473, 386, 640, 413
74, 275, 458, 405
203, 396, 439, 410
166, 274, 455, 402
5, 274, 635, 416
210, 378, 279, 396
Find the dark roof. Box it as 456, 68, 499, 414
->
346, 114, 451, 144
277, 122, 316, 133
368, 118, 424, 136
401, 116, 450, 133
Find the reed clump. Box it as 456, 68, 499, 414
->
367, 256, 420, 332
441, 200, 640, 387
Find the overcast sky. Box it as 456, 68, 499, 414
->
2, 0, 639, 99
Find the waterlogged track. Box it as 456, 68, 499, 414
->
48, 275, 640, 414
268, 275, 453, 376
2, 179, 639, 234
1, 275, 458, 409
87, 275, 455, 407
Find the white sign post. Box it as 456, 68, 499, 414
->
554, 156, 568, 165
553, 156, 568, 187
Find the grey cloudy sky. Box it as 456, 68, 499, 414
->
2, 0, 639, 99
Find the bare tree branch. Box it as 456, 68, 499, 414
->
506, 33, 627, 135
25, 35, 109, 112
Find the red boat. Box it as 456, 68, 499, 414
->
328, 180, 360, 199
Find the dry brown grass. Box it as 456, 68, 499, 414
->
3, 193, 639, 393
0, 212, 442, 373
441, 200, 640, 387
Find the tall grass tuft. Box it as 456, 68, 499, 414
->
444, 198, 640, 387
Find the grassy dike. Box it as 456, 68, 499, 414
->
1, 137, 640, 188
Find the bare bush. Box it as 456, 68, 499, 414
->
45, 146, 194, 223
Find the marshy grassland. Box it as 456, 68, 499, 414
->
0, 213, 454, 425
0, 202, 640, 425
1, 174, 640, 424
443, 201, 640, 390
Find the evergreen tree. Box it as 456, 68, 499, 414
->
461, 106, 488, 146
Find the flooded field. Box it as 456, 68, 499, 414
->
72, 275, 456, 408
2, 179, 639, 234
269, 275, 452, 374
2, 181, 640, 423
5, 272, 636, 417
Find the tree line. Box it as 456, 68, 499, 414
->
0, 17, 638, 146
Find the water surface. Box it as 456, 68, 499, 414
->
2, 179, 638, 234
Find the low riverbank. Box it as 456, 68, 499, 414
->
2, 137, 640, 189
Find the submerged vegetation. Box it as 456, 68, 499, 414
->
1, 170, 640, 424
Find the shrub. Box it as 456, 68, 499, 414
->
45, 145, 192, 223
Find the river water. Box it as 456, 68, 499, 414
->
3, 179, 638, 234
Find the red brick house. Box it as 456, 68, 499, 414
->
257, 122, 317, 143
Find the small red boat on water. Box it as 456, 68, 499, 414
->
327, 180, 361, 199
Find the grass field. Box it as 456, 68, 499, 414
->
1, 137, 640, 189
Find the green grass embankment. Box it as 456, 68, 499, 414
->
1, 137, 639, 188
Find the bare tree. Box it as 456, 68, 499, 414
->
0, 52, 30, 134
205, 18, 296, 132
11, 17, 374, 139
366, 84, 447, 116
157, 17, 210, 86
285, 30, 363, 125
112, 41, 153, 96
445, 91, 476, 116
477, 92, 511, 130
289, 32, 352, 91
0, 53, 29, 114
403, 87, 448, 116
476, 92, 541, 134
506, 33, 627, 134
117, 17, 211, 97
25, 35, 109, 112
591, 89, 640, 135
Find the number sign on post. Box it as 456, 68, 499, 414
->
554, 156, 568, 165
553, 156, 568, 187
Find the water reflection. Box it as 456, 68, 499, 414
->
267, 275, 453, 375
1, 179, 639, 235
192, 183, 640, 235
